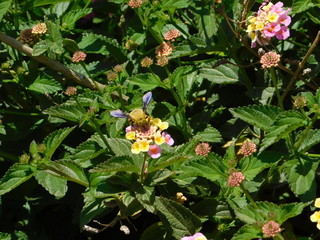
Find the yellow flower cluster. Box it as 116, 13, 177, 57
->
126, 118, 169, 155
310, 198, 320, 229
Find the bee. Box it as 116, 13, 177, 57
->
110, 92, 152, 126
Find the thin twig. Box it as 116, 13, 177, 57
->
281, 31, 320, 101
0, 32, 105, 90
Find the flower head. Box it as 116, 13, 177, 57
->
195, 142, 211, 156
246, 1, 291, 47
113, 64, 124, 73
293, 96, 307, 109
155, 42, 174, 57
156, 56, 169, 67
310, 198, 320, 229
65, 86, 77, 96
128, 0, 143, 8
181, 232, 207, 240
141, 57, 153, 67
260, 51, 281, 68
72, 50, 87, 63
106, 71, 117, 81
262, 221, 282, 238
239, 140, 257, 157
148, 145, 162, 158
228, 171, 245, 187
32, 23, 47, 35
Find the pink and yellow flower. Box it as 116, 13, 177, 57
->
181, 233, 207, 240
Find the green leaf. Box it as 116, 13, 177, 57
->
0, 164, 37, 196
32, 40, 50, 56
230, 105, 282, 131
27, 75, 62, 94
283, 157, 319, 201
170, 36, 210, 58
42, 160, 88, 187
155, 196, 202, 239
161, 0, 189, 10
80, 194, 110, 228
148, 154, 192, 172
297, 129, 320, 153
231, 224, 261, 240
131, 183, 156, 213
260, 111, 306, 151
62, 8, 92, 30
130, 73, 164, 91
35, 170, 68, 198
0, 0, 12, 21
78, 33, 126, 62
44, 126, 76, 159
181, 153, 227, 183
44, 105, 83, 122
169, 65, 197, 87
90, 155, 140, 173
292, 0, 315, 13
141, 222, 167, 240
193, 126, 222, 143
33, 0, 70, 7
194, 3, 218, 39
200, 63, 241, 84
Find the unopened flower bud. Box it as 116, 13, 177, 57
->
228, 171, 245, 187
72, 51, 87, 63
195, 142, 211, 156
106, 71, 117, 81
32, 23, 47, 36
141, 57, 153, 67
113, 64, 124, 73
260, 52, 281, 69
65, 86, 77, 96
262, 221, 282, 238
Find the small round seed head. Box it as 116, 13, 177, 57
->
18, 28, 39, 45
156, 56, 169, 67
32, 23, 47, 36
262, 221, 282, 238
113, 64, 124, 73
176, 192, 187, 204
107, 71, 117, 81
65, 86, 77, 96
155, 41, 174, 57
72, 51, 87, 63
164, 29, 181, 41
125, 39, 138, 51
19, 153, 30, 164
293, 96, 307, 109
260, 51, 281, 69
239, 140, 257, 157
195, 142, 211, 156
141, 57, 153, 67
227, 171, 245, 187
128, 0, 143, 8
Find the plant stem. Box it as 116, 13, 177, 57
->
240, 184, 259, 209
0, 150, 19, 163
140, 154, 148, 183
270, 67, 284, 110
80, 62, 104, 93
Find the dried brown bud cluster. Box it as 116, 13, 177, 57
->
107, 71, 117, 81
17, 23, 47, 46
125, 39, 138, 51
293, 96, 307, 109
164, 29, 181, 41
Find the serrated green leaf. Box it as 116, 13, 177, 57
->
181, 153, 227, 183
230, 105, 282, 131
170, 36, 210, 58
62, 8, 92, 30
90, 155, 140, 173
32, 40, 50, 56
78, 33, 126, 62
200, 63, 240, 84
131, 183, 156, 213
193, 126, 222, 143
297, 129, 320, 153
42, 160, 88, 187
170, 65, 197, 87
44, 126, 76, 159
292, 0, 314, 13
260, 111, 306, 151
155, 196, 202, 239
35, 170, 67, 198
283, 157, 319, 201
0, 164, 37, 196
194, 4, 218, 39
80, 194, 110, 228
130, 73, 164, 91
231, 224, 262, 240
33, 0, 70, 7
44, 105, 83, 122
27, 75, 62, 94
0, 0, 12, 21
161, 0, 189, 10
141, 222, 167, 240
148, 154, 192, 172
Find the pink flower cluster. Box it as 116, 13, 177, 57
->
181, 232, 207, 240
246, 1, 291, 47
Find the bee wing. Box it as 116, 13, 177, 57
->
110, 110, 130, 118
142, 92, 152, 111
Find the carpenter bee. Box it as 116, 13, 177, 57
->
110, 92, 152, 126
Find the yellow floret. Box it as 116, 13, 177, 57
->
126, 131, 136, 140
315, 198, 320, 208
154, 132, 165, 145
310, 211, 320, 222
131, 142, 141, 154
255, 21, 265, 31
267, 12, 279, 23
139, 140, 150, 152
159, 121, 169, 130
